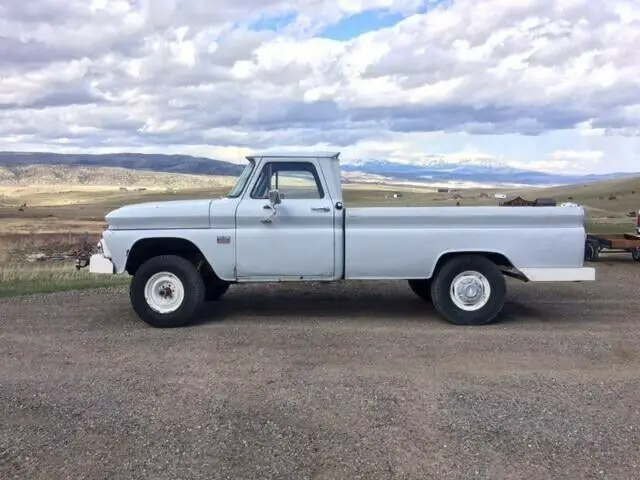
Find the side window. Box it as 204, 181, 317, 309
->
251, 161, 324, 199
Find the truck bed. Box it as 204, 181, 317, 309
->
343, 205, 587, 279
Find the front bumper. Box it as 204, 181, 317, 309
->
88, 253, 115, 274
75, 237, 115, 274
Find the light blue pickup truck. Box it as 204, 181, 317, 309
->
80, 151, 595, 328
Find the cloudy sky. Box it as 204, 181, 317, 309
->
1, 0, 640, 173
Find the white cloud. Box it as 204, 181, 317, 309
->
0, 0, 639, 172
518, 149, 606, 173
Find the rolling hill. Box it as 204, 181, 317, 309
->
0, 164, 236, 189
1, 151, 638, 189
506, 175, 640, 215
0, 151, 244, 178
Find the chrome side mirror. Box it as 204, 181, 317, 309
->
261, 189, 282, 224
268, 189, 282, 206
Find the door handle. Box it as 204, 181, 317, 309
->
311, 206, 330, 212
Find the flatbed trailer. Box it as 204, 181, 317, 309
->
585, 233, 640, 262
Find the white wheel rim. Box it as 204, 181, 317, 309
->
144, 272, 185, 314
449, 270, 491, 311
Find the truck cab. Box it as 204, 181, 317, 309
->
83, 151, 595, 329
230, 152, 345, 281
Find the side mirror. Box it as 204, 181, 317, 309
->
268, 189, 282, 205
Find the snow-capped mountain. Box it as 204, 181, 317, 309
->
340, 157, 638, 188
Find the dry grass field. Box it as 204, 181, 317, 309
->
1, 168, 639, 297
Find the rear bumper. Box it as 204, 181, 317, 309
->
518, 267, 595, 282
88, 253, 115, 274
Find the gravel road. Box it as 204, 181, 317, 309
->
2, 257, 640, 479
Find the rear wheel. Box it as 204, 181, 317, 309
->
408, 279, 432, 302
632, 248, 640, 262
130, 255, 205, 328
430, 254, 506, 326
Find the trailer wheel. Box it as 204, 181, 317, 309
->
632, 248, 640, 262
584, 240, 599, 262
430, 254, 506, 326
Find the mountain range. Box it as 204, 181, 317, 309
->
0, 151, 637, 188
340, 158, 639, 188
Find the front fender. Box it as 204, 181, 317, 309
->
103, 228, 237, 281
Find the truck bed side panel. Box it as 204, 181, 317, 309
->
344, 206, 587, 279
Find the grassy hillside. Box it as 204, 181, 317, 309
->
0, 164, 237, 190
504, 176, 640, 233
508, 176, 640, 210
0, 165, 238, 211
0, 151, 243, 176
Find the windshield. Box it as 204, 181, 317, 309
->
226, 159, 255, 198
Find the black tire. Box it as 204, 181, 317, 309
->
129, 255, 205, 328
632, 248, 640, 262
584, 240, 599, 262
430, 254, 506, 326
408, 279, 432, 302
205, 281, 230, 301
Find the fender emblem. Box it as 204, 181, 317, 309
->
217, 235, 231, 244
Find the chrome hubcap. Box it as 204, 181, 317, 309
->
450, 271, 491, 311
144, 272, 185, 314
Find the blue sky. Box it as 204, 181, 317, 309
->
1, 0, 639, 174
318, 10, 411, 41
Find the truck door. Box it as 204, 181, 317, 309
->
235, 159, 336, 279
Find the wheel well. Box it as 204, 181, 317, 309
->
125, 238, 219, 280
431, 251, 514, 278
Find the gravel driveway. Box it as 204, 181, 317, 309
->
1, 258, 639, 479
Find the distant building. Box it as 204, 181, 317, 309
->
500, 196, 557, 207
500, 195, 535, 206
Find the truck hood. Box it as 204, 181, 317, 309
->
105, 199, 214, 230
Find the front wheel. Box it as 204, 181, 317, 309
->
129, 255, 205, 328
430, 255, 506, 326
632, 248, 640, 262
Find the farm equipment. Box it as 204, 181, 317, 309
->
585, 233, 640, 262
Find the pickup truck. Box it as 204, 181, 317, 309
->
80, 151, 595, 328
